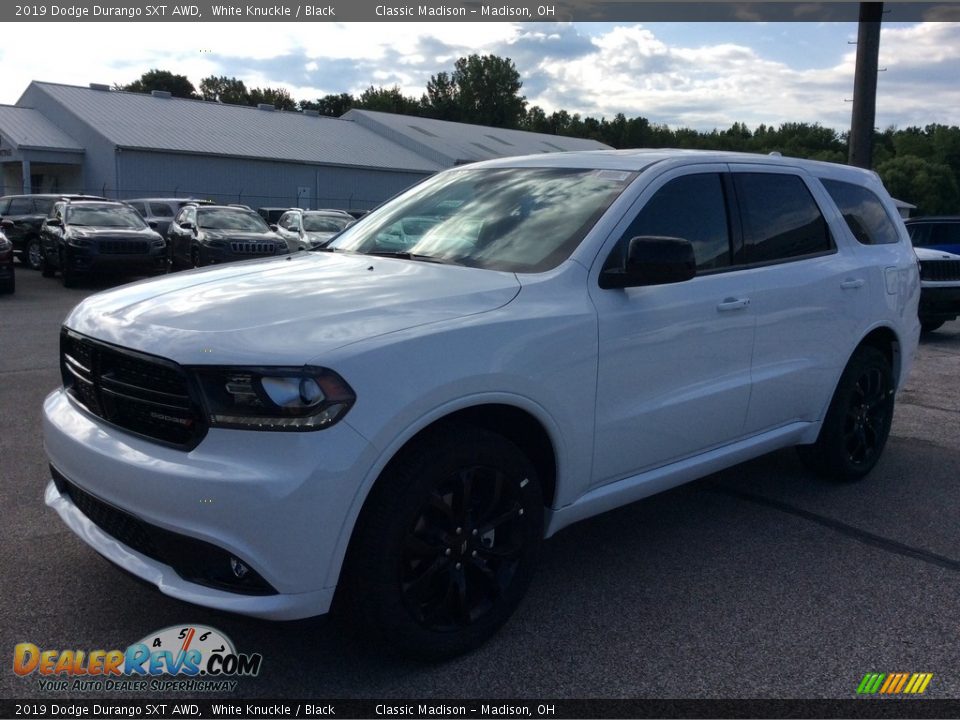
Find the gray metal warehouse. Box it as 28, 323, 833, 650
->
0, 82, 609, 211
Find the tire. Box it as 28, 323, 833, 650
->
341, 424, 543, 660
797, 346, 895, 482
25, 237, 43, 270
40, 250, 55, 278
921, 320, 945, 334
60, 250, 77, 288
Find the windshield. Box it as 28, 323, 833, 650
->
198, 208, 271, 232
67, 205, 147, 229
303, 215, 351, 233
331, 167, 636, 272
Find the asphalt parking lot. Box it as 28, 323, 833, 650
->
1, 267, 959, 701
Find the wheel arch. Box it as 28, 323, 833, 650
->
325, 398, 561, 590
857, 324, 902, 389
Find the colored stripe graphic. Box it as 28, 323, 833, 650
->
857, 672, 933, 695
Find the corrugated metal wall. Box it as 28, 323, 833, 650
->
117, 150, 429, 211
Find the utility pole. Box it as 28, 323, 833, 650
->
848, 2, 884, 168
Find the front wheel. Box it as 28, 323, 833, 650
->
797, 346, 895, 482
25, 237, 43, 270
341, 425, 543, 660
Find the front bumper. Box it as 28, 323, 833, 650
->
919, 285, 960, 322
64, 247, 168, 275
43, 388, 374, 620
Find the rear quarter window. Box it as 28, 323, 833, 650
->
821, 179, 900, 245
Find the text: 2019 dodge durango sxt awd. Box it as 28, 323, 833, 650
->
44, 150, 920, 659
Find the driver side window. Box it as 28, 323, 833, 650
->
608, 173, 732, 273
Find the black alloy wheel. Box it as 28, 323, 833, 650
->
342, 424, 543, 660
797, 345, 894, 482
400, 464, 528, 631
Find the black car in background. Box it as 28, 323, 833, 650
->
0, 194, 105, 270
168, 205, 288, 269
126, 197, 215, 239
40, 201, 167, 287
0, 228, 15, 294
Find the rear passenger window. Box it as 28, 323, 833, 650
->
734, 173, 832, 263
150, 203, 174, 217
9, 197, 33, 214
129, 202, 147, 215
617, 173, 731, 272
821, 179, 900, 245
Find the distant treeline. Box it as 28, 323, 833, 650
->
121, 58, 960, 215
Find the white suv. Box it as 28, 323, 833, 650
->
44, 150, 920, 658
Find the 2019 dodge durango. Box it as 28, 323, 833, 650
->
43, 150, 921, 659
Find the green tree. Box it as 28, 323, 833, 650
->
423, 72, 460, 121
356, 86, 421, 115
122, 69, 197, 98
199, 75, 249, 104
450, 54, 527, 128
248, 86, 297, 111
877, 155, 960, 215
300, 93, 356, 116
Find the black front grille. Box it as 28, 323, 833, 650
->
98, 239, 149, 254
920, 259, 960, 282
52, 468, 276, 595
60, 329, 206, 448
230, 241, 276, 255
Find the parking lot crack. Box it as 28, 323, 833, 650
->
708, 484, 960, 573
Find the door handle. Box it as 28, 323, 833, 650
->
840, 278, 865, 290
717, 297, 750, 311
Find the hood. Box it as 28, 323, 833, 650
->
914, 246, 960, 261
64, 252, 521, 365
70, 226, 159, 240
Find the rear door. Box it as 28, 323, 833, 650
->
731, 166, 869, 433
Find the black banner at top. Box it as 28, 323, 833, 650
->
3, 1, 960, 23
5, 698, 960, 719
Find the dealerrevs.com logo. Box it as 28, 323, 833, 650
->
13, 625, 262, 693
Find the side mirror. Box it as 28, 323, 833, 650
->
269, 224, 279, 232
147, 220, 158, 230
599, 236, 696, 289
0, 219, 13, 229
180, 221, 194, 230
45, 218, 62, 228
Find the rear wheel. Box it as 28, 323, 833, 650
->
342, 425, 543, 660
797, 346, 895, 482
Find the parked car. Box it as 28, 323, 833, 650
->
39, 200, 167, 287
913, 246, 960, 332
0, 228, 15, 294
274, 209, 354, 252
126, 198, 215, 239
167, 205, 288, 268
43, 150, 919, 660
257, 207, 297, 226
905, 216, 960, 255
0, 194, 105, 270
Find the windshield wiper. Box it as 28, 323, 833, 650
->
366, 251, 456, 264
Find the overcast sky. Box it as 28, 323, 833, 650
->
3, 21, 958, 132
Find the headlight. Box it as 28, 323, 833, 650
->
192, 366, 355, 431
152, 239, 166, 249
67, 236, 91, 248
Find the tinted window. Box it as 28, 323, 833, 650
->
67, 205, 147, 229
279, 213, 299, 230
735, 173, 832, 263
821, 179, 899, 245
34, 198, 55, 214
0, 198, 9, 215
9, 197, 33, 214
198, 208, 270, 232
930, 223, 960, 247
149, 202, 175, 217
128, 202, 147, 215
616, 173, 731, 272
